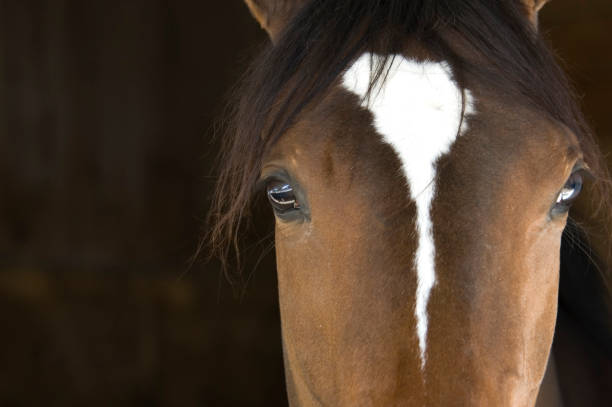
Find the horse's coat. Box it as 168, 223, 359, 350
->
212, 0, 612, 404
342, 54, 475, 369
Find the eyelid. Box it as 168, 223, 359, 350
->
572, 159, 589, 173
257, 166, 291, 192
572, 161, 594, 182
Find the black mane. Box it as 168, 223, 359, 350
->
209, 0, 609, 272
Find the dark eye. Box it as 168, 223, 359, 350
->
267, 181, 300, 213
554, 171, 583, 211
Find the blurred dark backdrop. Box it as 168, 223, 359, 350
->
0, 1, 610, 406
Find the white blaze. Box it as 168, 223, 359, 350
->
342, 54, 474, 369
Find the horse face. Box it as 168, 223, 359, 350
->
260, 52, 583, 405
235, 0, 594, 404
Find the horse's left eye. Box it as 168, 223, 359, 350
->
267, 181, 300, 213
555, 172, 583, 209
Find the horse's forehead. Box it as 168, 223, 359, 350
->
339, 53, 475, 368
342, 54, 474, 193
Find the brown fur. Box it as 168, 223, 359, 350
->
216, 0, 612, 405
262, 67, 582, 405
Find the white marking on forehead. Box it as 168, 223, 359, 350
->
342, 54, 475, 370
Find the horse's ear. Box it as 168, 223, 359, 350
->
243, 0, 309, 42
520, 0, 551, 29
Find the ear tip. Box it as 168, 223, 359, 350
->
243, 0, 305, 42
243, 0, 276, 39
244, 0, 268, 25
535, 0, 552, 12
521, 0, 552, 30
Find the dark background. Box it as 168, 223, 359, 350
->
0, 1, 610, 406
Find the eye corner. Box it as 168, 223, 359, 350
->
571, 158, 590, 173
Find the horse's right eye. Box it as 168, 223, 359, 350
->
267, 181, 300, 214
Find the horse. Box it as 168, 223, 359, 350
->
209, 0, 612, 405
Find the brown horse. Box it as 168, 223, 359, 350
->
210, 0, 612, 405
